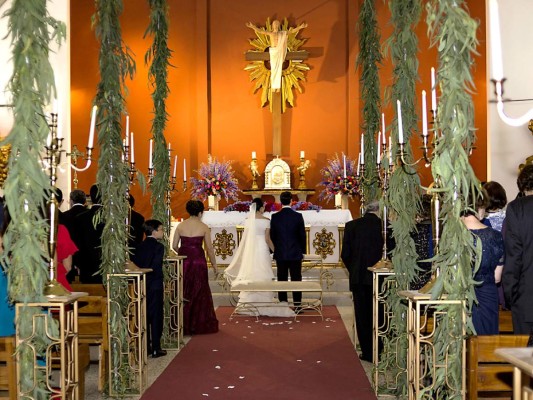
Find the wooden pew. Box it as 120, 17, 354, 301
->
0, 336, 16, 400
467, 334, 529, 400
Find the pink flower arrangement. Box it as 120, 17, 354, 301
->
318, 153, 360, 202
190, 155, 240, 201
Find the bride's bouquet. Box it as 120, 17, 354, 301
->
318, 153, 360, 202
191, 154, 240, 201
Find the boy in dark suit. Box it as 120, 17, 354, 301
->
270, 191, 307, 310
132, 219, 167, 357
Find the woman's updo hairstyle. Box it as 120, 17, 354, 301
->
186, 200, 205, 216
251, 198, 264, 210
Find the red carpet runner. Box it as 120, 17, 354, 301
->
142, 306, 376, 400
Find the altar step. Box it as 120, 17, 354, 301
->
209, 265, 353, 308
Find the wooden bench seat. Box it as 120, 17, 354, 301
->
467, 334, 529, 400
230, 280, 323, 320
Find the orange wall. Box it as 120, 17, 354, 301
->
70, 0, 487, 218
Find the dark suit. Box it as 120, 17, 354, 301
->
128, 208, 145, 254
341, 212, 383, 362
62, 204, 87, 281
503, 195, 533, 334
132, 237, 165, 352
270, 207, 306, 305
74, 205, 104, 283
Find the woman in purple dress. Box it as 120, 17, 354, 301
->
172, 200, 218, 335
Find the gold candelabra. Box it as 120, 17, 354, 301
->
297, 156, 310, 189
250, 156, 260, 190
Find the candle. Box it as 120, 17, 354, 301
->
130, 132, 135, 163
431, 67, 437, 112
172, 155, 177, 178
343, 154, 347, 178
183, 158, 187, 181
300, 150, 305, 159
397, 100, 404, 143
360, 133, 365, 162
489, 0, 504, 81
377, 132, 381, 164
88, 105, 97, 148
381, 113, 386, 144
335, 193, 342, 208
208, 195, 215, 209
252, 151, 256, 159
422, 90, 428, 137
356, 153, 361, 176
149, 139, 153, 169
125, 115, 129, 146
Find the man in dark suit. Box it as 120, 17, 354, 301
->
131, 220, 167, 358
128, 194, 145, 255
270, 191, 307, 310
74, 184, 104, 283
341, 200, 383, 362
503, 165, 533, 334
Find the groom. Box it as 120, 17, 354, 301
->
270, 191, 307, 310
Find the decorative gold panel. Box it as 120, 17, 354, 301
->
312, 228, 336, 259
213, 229, 236, 260
0, 144, 10, 188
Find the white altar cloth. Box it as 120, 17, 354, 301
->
170, 209, 352, 266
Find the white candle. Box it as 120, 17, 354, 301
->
335, 193, 342, 208
381, 113, 386, 145
356, 153, 361, 176
251, 151, 256, 159
130, 132, 135, 163
422, 90, 428, 137
489, 0, 504, 81
397, 100, 404, 144
208, 195, 215, 209
360, 133, 365, 163
149, 139, 153, 169
172, 155, 177, 178
125, 116, 129, 146
300, 150, 305, 159
183, 158, 187, 181
343, 154, 347, 178
431, 67, 437, 112
88, 105, 97, 148
377, 132, 381, 164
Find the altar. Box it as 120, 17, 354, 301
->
170, 209, 352, 267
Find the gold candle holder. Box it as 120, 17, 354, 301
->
250, 157, 260, 190
297, 157, 310, 189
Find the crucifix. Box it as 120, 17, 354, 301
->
245, 19, 309, 156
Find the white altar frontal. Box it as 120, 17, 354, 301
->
171, 209, 352, 267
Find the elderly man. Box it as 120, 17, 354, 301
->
503, 164, 533, 334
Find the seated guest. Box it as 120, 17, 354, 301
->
0, 209, 14, 337
128, 194, 145, 255
131, 220, 166, 358
63, 189, 87, 282
56, 223, 78, 291
461, 189, 504, 335
410, 194, 434, 291
482, 181, 507, 232
74, 184, 104, 283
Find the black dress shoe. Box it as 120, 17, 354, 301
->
151, 349, 167, 358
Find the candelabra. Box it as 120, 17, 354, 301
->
166, 176, 177, 236
398, 109, 439, 169
297, 156, 310, 189
43, 112, 70, 297
250, 156, 260, 190
67, 105, 96, 173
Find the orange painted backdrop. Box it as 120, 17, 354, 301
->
70, 0, 486, 219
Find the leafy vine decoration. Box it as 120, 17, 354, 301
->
356, 0, 382, 203
93, 0, 136, 394
424, 1, 481, 398
379, 0, 423, 396
3, 0, 65, 397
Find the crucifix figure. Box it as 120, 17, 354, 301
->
245, 19, 309, 156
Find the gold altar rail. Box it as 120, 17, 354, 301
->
161, 256, 185, 350
107, 271, 149, 397
15, 292, 86, 399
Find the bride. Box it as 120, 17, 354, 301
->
224, 198, 295, 317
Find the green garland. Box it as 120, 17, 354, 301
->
93, 0, 136, 394
145, 0, 171, 229
356, 0, 382, 203
425, 1, 480, 398
3, 0, 65, 397
379, 0, 423, 397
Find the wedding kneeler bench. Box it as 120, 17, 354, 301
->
229, 280, 323, 320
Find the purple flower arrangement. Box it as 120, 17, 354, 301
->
223, 200, 321, 212
319, 153, 360, 202
190, 155, 240, 201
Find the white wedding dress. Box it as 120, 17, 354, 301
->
224, 204, 295, 317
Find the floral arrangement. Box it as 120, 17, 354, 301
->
223, 200, 321, 212
191, 154, 240, 201
318, 153, 360, 202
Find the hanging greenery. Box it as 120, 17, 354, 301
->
356, 0, 382, 203
145, 0, 171, 229
93, 0, 136, 394
379, 0, 422, 397
3, 0, 65, 397
425, 0, 480, 398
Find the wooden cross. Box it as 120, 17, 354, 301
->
245, 49, 309, 156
